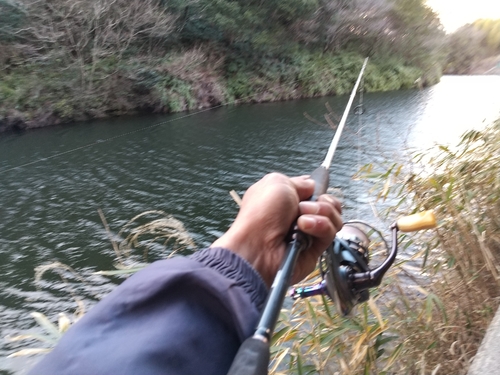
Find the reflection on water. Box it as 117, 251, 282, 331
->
410, 76, 500, 149
0, 75, 499, 374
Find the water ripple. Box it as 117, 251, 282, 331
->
1, 76, 500, 373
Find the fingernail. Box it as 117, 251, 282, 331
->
299, 201, 319, 214
299, 216, 316, 230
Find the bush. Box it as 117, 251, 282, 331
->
363, 119, 500, 373
365, 59, 422, 92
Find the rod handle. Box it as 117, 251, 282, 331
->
227, 336, 270, 375
227, 166, 330, 375
396, 210, 436, 232
310, 166, 330, 201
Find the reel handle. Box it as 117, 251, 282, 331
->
351, 210, 437, 295
396, 210, 436, 232
297, 210, 438, 316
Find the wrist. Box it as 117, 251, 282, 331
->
212, 226, 276, 287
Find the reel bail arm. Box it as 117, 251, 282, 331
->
350, 225, 398, 291
351, 210, 437, 291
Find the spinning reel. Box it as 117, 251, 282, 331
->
290, 211, 437, 315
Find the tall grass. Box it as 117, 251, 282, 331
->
271, 119, 500, 374
386, 119, 500, 373
7, 210, 195, 357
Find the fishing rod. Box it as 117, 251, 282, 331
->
227, 57, 370, 375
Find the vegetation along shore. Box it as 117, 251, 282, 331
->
1, 0, 498, 132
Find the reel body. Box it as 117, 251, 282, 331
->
290, 220, 384, 315
323, 225, 371, 315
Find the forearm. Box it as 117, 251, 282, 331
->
28, 248, 267, 375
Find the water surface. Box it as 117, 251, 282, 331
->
1, 75, 499, 374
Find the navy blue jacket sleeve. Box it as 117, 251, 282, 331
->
28, 247, 268, 375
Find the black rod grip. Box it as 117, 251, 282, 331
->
310, 166, 329, 201
227, 336, 270, 375
227, 166, 330, 375
254, 238, 306, 340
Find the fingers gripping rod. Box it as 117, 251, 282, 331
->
227, 57, 369, 375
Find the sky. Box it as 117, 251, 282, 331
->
426, 0, 500, 32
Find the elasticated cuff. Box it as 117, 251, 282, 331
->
190, 247, 268, 311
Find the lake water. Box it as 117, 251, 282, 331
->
1, 75, 499, 374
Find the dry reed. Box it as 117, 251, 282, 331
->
271, 119, 500, 374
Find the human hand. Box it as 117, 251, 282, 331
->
211, 173, 342, 287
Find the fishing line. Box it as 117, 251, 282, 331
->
0, 104, 228, 174
1, 61, 367, 174
356, 74, 365, 220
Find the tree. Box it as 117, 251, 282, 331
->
9, 0, 176, 108
472, 19, 500, 55
165, 0, 318, 47
445, 25, 488, 74
323, 0, 394, 54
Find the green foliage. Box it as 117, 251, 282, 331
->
0, 0, 25, 42
473, 19, 500, 53
155, 76, 196, 113
133, 66, 196, 112
0, 0, 448, 125
226, 72, 255, 100
386, 0, 446, 82
52, 100, 75, 120
365, 60, 422, 91
0, 69, 39, 110
0, 64, 79, 114
295, 52, 360, 96
0, 79, 17, 102
270, 0, 319, 25
166, 0, 318, 46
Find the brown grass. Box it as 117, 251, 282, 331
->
271, 119, 500, 374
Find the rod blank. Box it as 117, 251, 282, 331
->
321, 57, 369, 170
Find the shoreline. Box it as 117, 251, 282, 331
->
0, 79, 422, 134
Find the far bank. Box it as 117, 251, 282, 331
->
0, 51, 432, 133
